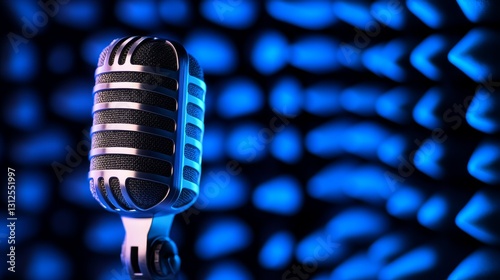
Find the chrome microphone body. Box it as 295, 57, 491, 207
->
88, 36, 205, 279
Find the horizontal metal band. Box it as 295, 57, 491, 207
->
186, 116, 204, 131
188, 76, 206, 92
91, 124, 176, 139
93, 82, 179, 98
89, 147, 174, 162
187, 95, 205, 111
183, 158, 201, 171
95, 65, 180, 80
92, 102, 177, 119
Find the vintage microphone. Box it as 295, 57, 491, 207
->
88, 36, 205, 279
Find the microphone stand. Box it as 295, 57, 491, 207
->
121, 214, 180, 279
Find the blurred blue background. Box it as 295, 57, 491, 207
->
2, 0, 500, 279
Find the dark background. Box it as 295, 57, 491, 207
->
2, 0, 500, 279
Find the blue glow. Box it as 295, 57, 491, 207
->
115, 0, 159, 29
51, 79, 93, 122
466, 88, 500, 134
377, 134, 408, 167
306, 120, 353, 157
159, 0, 190, 25
303, 82, 343, 116
449, 248, 500, 279
253, 176, 303, 215
48, 44, 74, 74
456, 189, 500, 245
202, 124, 225, 162
296, 230, 345, 265
307, 161, 357, 203
27, 245, 71, 280
270, 126, 302, 164
362, 39, 412, 82
251, 30, 288, 75
413, 87, 445, 130
266, 0, 337, 29
417, 192, 452, 230
331, 253, 381, 280
371, 0, 407, 30
343, 165, 393, 204
85, 217, 124, 253
386, 185, 427, 219
202, 0, 257, 29
269, 76, 303, 117
337, 43, 365, 70
332, 1, 373, 29
12, 129, 69, 164
185, 30, 237, 75
369, 231, 412, 263
7, 1, 37, 19
289, 36, 340, 73
3, 43, 38, 81
406, 0, 445, 29
205, 261, 252, 280
456, 0, 498, 23
18, 171, 49, 213
414, 139, 445, 179
326, 207, 390, 243
342, 122, 390, 160
55, 0, 100, 29
468, 141, 500, 184
448, 28, 498, 82
200, 168, 249, 210
376, 87, 418, 124
341, 84, 387, 116
195, 218, 252, 259
3, 89, 42, 130
60, 169, 99, 208
217, 78, 263, 118
226, 123, 267, 162
81, 29, 126, 66
259, 231, 295, 269
379, 245, 438, 279
410, 34, 451, 81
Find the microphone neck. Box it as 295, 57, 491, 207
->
121, 215, 178, 279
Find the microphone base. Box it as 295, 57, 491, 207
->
121, 215, 180, 280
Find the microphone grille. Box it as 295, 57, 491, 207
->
90, 36, 205, 213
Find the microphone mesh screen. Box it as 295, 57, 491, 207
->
184, 144, 201, 162
172, 188, 197, 208
183, 166, 200, 184
188, 55, 204, 79
188, 83, 204, 100
186, 123, 202, 141
126, 178, 170, 209
93, 109, 176, 132
131, 40, 178, 70
187, 103, 204, 121
90, 154, 172, 176
110, 177, 132, 209
96, 72, 177, 90
92, 131, 174, 155
94, 89, 177, 111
